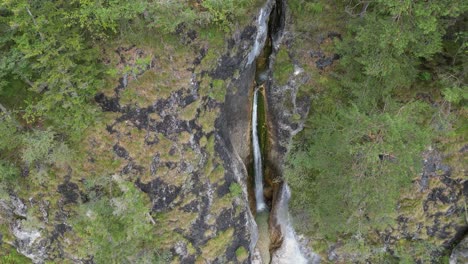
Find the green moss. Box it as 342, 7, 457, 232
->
200, 136, 208, 147
198, 49, 220, 76
120, 71, 174, 107
256, 91, 268, 157
273, 48, 294, 86
235, 246, 248, 262
197, 109, 218, 133
200, 228, 234, 260
292, 113, 302, 121
229, 182, 242, 197
210, 79, 227, 102
209, 164, 225, 183
179, 100, 200, 121
198, 75, 212, 97
0, 244, 32, 264
205, 135, 216, 155
0, 79, 35, 110
199, 28, 226, 51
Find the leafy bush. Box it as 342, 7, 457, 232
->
21, 128, 55, 165
73, 177, 163, 263
287, 101, 433, 238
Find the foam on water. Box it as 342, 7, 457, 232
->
271, 184, 309, 263
247, 4, 271, 66
252, 88, 267, 212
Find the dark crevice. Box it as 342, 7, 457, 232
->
247, 0, 286, 263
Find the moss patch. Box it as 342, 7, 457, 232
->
200, 228, 234, 261
197, 109, 218, 133
179, 100, 200, 121
0, 244, 32, 264
210, 79, 227, 102
273, 48, 294, 86
235, 246, 249, 262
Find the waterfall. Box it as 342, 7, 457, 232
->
252, 88, 267, 212
247, 2, 273, 66
247, 1, 319, 263
271, 184, 316, 263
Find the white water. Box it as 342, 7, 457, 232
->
248, 1, 318, 263
271, 184, 310, 263
247, 3, 272, 66
252, 88, 267, 212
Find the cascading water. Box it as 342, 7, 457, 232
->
252, 88, 267, 212
271, 185, 310, 263
247, 2, 272, 66
247, 0, 318, 263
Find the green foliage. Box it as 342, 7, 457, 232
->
273, 48, 293, 86
20, 128, 71, 167
210, 79, 227, 102
286, 0, 467, 245
21, 128, 55, 165
0, 160, 20, 183
0, 117, 20, 152
145, 0, 256, 34
304, 2, 324, 14
235, 246, 249, 261
442, 86, 468, 105
394, 240, 445, 263
73, 177, 163, 263
0, 160, 20, 198
287, 101, 433, 238
0, 0, 150, 140
336, 0, 466, 102
0, 244, 32, 264
70, 0, 146, 38
145, 1, 197, 33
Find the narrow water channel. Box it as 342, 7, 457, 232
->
252, 87, 267, 212
248, 0, 310, 263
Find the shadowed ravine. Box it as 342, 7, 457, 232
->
248, 0, 310, 263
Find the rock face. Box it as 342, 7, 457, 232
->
0, 2, 296, 263
0, 196, 48, 263
450, 235, 468, 264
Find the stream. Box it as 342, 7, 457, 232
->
253, 88, 267, 212
248, 0, 311, 263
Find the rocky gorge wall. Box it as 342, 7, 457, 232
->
2, 1, 465, 263
0, 1, 278, 262
0, 0, 314, 262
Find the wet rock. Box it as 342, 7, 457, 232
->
459, 144, 468, 153
264, 187, 273, 200
136, 178, 181, 212
57, 181, 80, 205
112, 144, 129, 159
94, 93, 120, 112
450, 235, 468, 264
121, 161, 144, 175
211, 55, 241, 80
316, 53, 340, 69
216, 208, 234, 232
50, 223, 71, 243
327, 31, 342, 40
150, 154, 160, 176
181, 200, 199, 213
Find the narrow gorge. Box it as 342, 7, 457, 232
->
242, 0, 315, 262
1, 0, 466, 263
